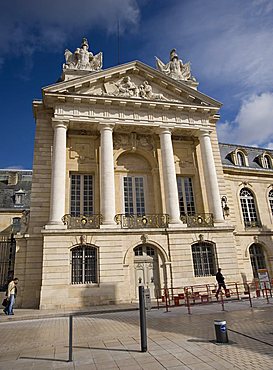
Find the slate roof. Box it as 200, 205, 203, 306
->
0, 170, 32, 210
219, 143, 273, 171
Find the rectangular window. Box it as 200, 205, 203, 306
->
123, 176, 145, 215
177, 177, 195, 215
192, 243, 216, 277
71, 246, 97, 284
70, 174, 93, 216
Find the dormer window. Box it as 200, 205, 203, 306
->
263, 154, 272, 169
228, 148, 248, 166
237, 151, 246, 166
14, 189, 25, 206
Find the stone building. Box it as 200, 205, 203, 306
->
0, 169, 31, 290
5, 39, 273, 309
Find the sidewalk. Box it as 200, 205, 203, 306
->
0, 298, 273, 369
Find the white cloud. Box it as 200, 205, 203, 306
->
144, 0, 273, 96
217, 92, 273, 148
0, 0, 140, 64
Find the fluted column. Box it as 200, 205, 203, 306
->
159, 128, 182, 225
199, 130, 224, 222
100, 124, 116, 226
47, 120, 68, 227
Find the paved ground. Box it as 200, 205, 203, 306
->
0, 298, 273, 369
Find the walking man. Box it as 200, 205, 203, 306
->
3, 278, 19, 315
215, 268, 227, 299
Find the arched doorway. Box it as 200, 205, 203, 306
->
133, 244, 161, 299
249, 243, 267, 278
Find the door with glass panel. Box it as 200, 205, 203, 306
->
134, 245, 160, 299
70, 174, 93, 216
123, 176, 145, 215
177, 177, 195, 218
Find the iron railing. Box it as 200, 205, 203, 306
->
181, 213, 214, 227
0, 234, 16, 291
115, 214, 169, 229
244, 220, 262, 228
62, 214, 102, 229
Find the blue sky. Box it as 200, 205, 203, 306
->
1, 0, 273, 169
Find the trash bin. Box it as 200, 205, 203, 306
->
214, 320, 228, 343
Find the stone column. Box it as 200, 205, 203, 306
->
199, 130, 224, 222
159, 128, 182, 225
100, 124, 116, 226
47, 120, 68, 227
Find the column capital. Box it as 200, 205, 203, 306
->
198, 129, 212, 138
157, 126, 174, 135
99, 123, 115, 132
51, 119, 69, 130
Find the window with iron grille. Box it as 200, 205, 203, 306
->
191, 242, 216, 277
177, 177, 195, 215
123, 176, 145, 215
249, 243, 266, 278
240, 188, 259, 227
71, 245, 97, 284
268, 190, 273, 215
70, 174, 93, 216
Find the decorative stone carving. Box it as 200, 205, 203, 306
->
20, 210, 30, 234
80, 235, 87, 245
137, 135, 154, 150
63, 38, 102, 71
114, 133, 153, 151
141, 234, 149, 243
155, 48, 196, 82
104, 78, 169, 100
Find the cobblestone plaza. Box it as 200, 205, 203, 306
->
0, 299, 273, 369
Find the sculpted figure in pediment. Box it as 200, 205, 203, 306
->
115, 76, 139, 97
64, 38, 102, 71
156, 48, 196, 82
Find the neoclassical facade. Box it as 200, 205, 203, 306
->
9, 40, 273, 309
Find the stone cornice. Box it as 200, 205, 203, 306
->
44, 91, 219, 115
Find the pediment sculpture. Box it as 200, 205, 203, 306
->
156, 48, 196, 82
104, 77, 168, 101
63, 37, 103, 71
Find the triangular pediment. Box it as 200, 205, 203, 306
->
43, 61, 221, 109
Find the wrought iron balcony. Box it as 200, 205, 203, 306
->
181, 213, 214, 227
115, 214, 169, 229
62, 214, 102, 229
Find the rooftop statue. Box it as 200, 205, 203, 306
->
63, 38, 103, 71
155, 49, 196, 82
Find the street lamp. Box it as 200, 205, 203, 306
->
221, 196, 230, 218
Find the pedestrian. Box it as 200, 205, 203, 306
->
3, 278, 19, 315
215, 268, 227, 299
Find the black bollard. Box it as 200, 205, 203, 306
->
214, 320, 228, 343
139, 286, 147, 352
68, 315, 73, 362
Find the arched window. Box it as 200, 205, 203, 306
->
268, 190, 273, 215
191, 242, 216, 277
264, 155, 272, 169
71, 245, 98, 284
249, 243, 266, 278
237, 151, 245, 166
240, 188, 259, 227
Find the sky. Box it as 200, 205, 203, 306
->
1, 0, 273, 169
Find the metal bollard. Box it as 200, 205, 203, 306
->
68, 315, 73, 362
214, 320, 228, 343
139, 286, 147, 352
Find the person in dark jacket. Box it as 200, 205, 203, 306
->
215, 268, 227, 299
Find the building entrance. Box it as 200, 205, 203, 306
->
134, 244, 160, 299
